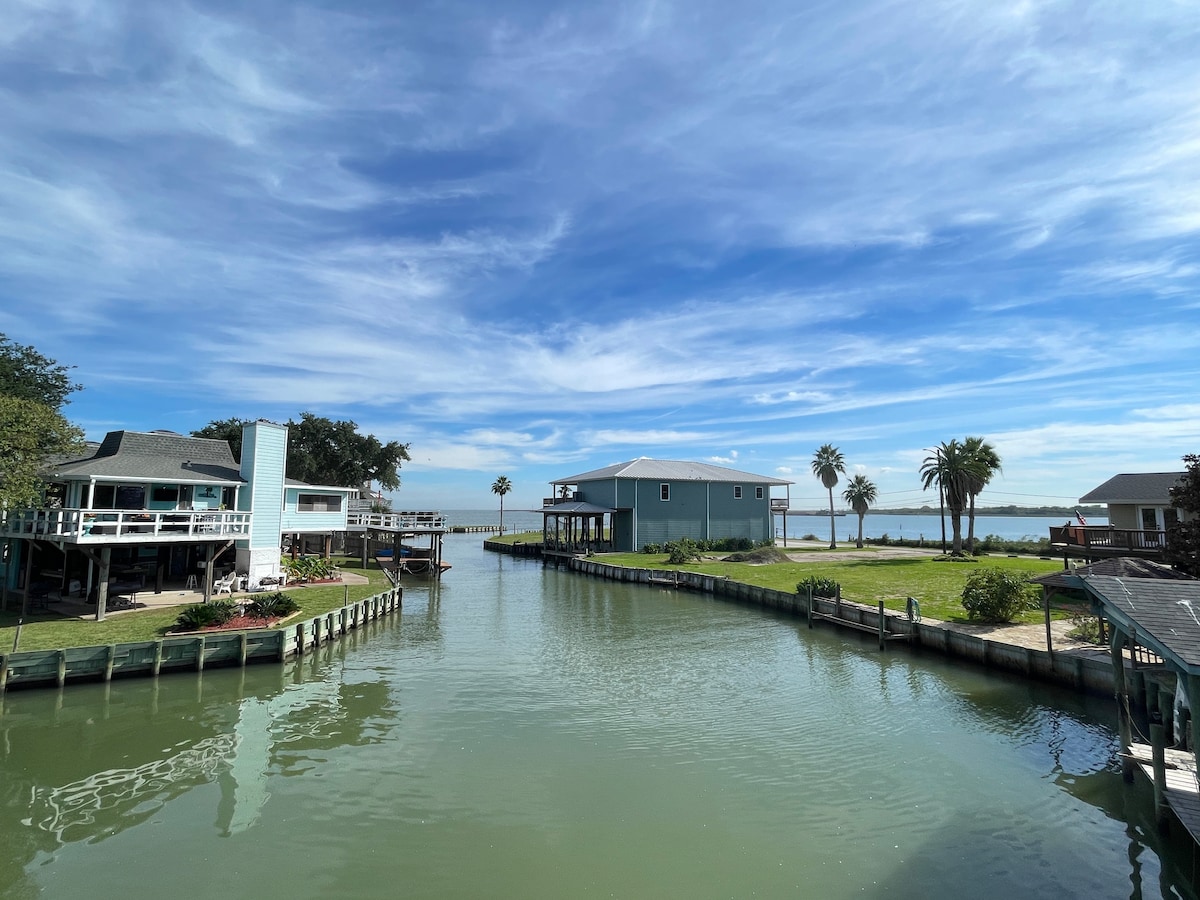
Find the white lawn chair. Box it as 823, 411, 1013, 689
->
214, 572, 237, 595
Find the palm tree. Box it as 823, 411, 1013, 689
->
842, 474, 877, 549
811, 444, 846, 549
919, 440, 988, 555
491, 475, 512, 534
962, 436, 1002, 554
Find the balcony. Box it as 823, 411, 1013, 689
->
1, 508, 252, 543
1048, 524, 1168, 557
770, 499, 790, 512
346, 511, 446, 531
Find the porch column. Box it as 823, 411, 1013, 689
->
95, 546, 111, 621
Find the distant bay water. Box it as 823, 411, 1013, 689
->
441, 509, 1102, 543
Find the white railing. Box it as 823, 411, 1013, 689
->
346, 511, 446, 530
1, 508, 253, 541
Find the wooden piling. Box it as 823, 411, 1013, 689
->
1151, 723, 1169, 831
0, 654, 8, 693
806, 586, 813, 628
196, 636, 206, 672
152, 640, 163, 676
878, 601, 886, 651
239, 632, 248, 667
104, 645, 116, 682
57, 649, 67, 687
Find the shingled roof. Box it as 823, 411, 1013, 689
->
554, 458, 792, 485
1080, 472, 1184, 504
46, 430, 243, 484
1082, 576, 1200, 672
1031, 557, 1196, 590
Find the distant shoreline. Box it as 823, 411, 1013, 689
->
783, 505, 1106, 518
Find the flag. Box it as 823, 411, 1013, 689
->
1075, 510, 1087, 526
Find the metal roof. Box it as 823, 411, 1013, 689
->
1079, 472, 1184, 504
1081, 575, 1200, 673
554, 458, 792, 486
539, 501, 618, 515
1030, 557, 1195, 590
47, 430, 244, 485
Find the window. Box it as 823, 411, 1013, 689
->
734, 485, 743, 499
755, 486, 764, 500
660, 483, 670, 502
115, 485, 146, 509
152, 486, 179, 503
298, 493, 343, 512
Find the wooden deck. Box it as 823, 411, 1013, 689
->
1126, 742, 1200, 841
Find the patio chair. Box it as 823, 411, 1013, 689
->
214, 572, 237, 595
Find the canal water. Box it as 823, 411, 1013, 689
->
0, 534, 1192, 899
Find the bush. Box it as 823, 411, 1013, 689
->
960, 568, 1039, 623
246, 592, 299, 619
641, 543, 662, 554
281, 555, 337, 581
665, 538, 703, 565
175, 600, 236, 631
797, 575, 840, 599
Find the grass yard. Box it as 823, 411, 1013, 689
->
597, 551, 1067, 623
0, 558, 393, 653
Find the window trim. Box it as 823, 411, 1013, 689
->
660, 483, 670, 502
734, 485, 743, 500
755, 486, 764, 500
298, 493, 344, 513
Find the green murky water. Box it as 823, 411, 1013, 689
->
1, 535, 1194, 898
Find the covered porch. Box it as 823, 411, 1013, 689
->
540, 500, 616, 556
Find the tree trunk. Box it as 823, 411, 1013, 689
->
950, 509, 964, 554
827, 486, 837, 549
856, 512, 864, 548
967, 494, 977, 554
499, 496, 505, 534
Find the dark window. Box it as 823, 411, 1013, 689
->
93, 484, 115, 508
152, 486, 180, 503
660, 483, 670, 502
755, 486, 764, 500
115, 485, 145, 509
298, 493, 343, 512
734, 485, 743, 499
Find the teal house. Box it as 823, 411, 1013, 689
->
544, 459, 792, 553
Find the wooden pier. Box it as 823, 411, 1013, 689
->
1126, 740, 1200, 842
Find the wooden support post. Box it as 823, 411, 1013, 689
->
878, 601, 886, 651
0, 653, 8, 694
104, 644, 115, 682
1110, 630, 1134, 782
196, 636, 206, 672
806, 586, 814, 628
313, 617, 322, 646
1151, 722, 1169, 831
1189, 675, 1200, 762
152, 640, 163, 677
1043, 589, 1053, 655
835, 584, 841, 618
1132, 670, 1147, 718
57, 649, 67, 687
239, 632, 248, 667
95, 546, 111, 622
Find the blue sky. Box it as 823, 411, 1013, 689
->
3, 0, 1199, 512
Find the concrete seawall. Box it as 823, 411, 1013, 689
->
0, 587, 401, 694
489, 542, 1114, 696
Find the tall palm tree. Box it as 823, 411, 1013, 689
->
962, 436, 1002, 554
811, 444, 846, 549
842, 474, 878, 549
919, 440, 988, 555
491, 475, 512, 534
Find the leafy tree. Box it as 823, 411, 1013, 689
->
811, 444, 846, 549
842, 474, 877, 549
193, 413, 411, 490
665, 537, 703, 564
920, 439, 989, 555
962, 436, 1002, 553
0, 396, 85, 509
492, 475, 512, 533
0, 333, 80, 409
1166, 454, 1200, 576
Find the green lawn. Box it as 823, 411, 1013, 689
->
596, 551, 1069, 623
488, 531, 543, 545
0, 559, 393, 653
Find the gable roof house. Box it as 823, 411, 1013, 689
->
1050, 472, 1189, 562
544, 459, 792, 554
1, 421, 356, 618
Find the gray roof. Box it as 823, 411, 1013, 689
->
1081, 575, 1200, 672
539, 501, 618, 515
1031, 557, 1195, 590
48, 430, 244, 485
1079, 472, 1184, 504
555, 458, 792, 486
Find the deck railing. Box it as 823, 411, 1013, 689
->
347, 511, 446, 530
1048, 524, 1168, 554
1, 508, 252, 542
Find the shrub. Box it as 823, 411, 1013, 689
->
641, 543, 662, 554
960, 568, 1039, 623
665, 538, 703, 565
175, 600, 236, 631
1066, 613, 1103, 644
797, 575, 840, 599
281, 555, 337, 581
246, 592, 299, 619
